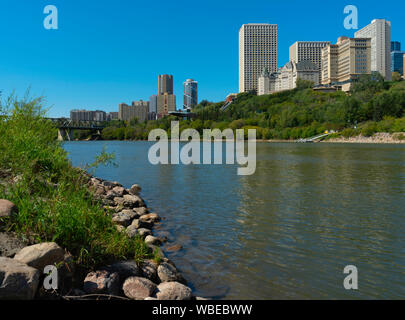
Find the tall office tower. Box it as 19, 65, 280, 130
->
321, 37, 371, 92
239, 23, 278, 93
391, 41, 401, 52
355, 19, 391, 80
183, 79, 198, 110
158, 74, 174, 95
149, 95, 157, 113
156, 75, 176, 117
289, 41, 330, 82
391, 51, 405, 75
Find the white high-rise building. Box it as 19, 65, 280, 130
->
355, 19, 391, 80
239, 23, 278, 93
289, 41, 330, 82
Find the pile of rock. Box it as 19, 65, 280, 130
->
0, 242, 72, 300
83, 177, 195, 300
0, 176, 201, 300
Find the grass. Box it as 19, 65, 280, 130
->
0, 93, 153, 268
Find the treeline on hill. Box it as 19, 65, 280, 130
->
80, 74, 405, 141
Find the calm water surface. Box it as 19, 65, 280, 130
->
63, 141, 405, 299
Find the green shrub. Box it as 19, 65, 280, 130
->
0, 94, 151, 268
361, 122, 377, 137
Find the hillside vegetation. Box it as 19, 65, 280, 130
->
90, 75, 405, 141
0, 94, 151, 269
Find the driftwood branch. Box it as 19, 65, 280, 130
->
62, 293, 131, 301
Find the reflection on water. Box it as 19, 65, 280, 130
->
63, 141, 405, 299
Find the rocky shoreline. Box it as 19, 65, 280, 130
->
324, 132, 405, 144
0, 174, 204, 301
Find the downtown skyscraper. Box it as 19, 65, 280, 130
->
355, 19, 392, 80
183, 79, 198, 110
239, 23, 278, 93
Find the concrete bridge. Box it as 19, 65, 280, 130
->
46, 118, 106, 141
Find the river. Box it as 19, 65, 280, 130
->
63, 141, 405, 299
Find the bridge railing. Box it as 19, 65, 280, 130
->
45, 118, 107, 129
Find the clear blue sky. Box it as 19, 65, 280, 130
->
0, 0, 404, 117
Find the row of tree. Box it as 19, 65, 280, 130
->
74, 74, 405, 141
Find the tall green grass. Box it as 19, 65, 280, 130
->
0, 94, 151, 268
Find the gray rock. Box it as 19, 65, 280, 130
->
129, 184, 142, 195
0, 232, 26, 258
123, 276, 157, 300
0, 257, 40, 300
195, 296, 210, 300
83, 270, 120, 295
133, 207, 149, 216
145, 235, 161, 246
112, 213, 132, 227
113, 197, 125, 206
130, 219, 152, 230
137, 228, 152, 238
121, 209, 139, 220
123, 194, 145, 208
157, 262, 182, 283
14, 242, 65, 270
155, 282, 192, 300
112, 186, 127, 197
105, 190, 119, 200
104, 261, 141, 280
140, 260, 158, 281
0, 199, 17, 218
139, 213, 161, 224
126, 225, 139, 238
148, 245, 165, 259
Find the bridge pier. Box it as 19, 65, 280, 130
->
57, 128, 74, 141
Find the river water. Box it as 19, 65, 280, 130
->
63, 141, 405, 299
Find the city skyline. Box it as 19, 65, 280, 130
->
0, 0, 404, 117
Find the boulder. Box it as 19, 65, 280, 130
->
113, 197, 125, 206
140, 260, 158, 282
144, 297, 158, 300
145, 235, 161, 246
0, 232, 26, 258
157, 262, 182, 283
155, 282, 192, 300
112, 213, 132, 227
0, 257, 40, 300
133, 207, 149, 216
139, 213, 161, 223
0, 199, 17, 218
103, 261, 141, 281
137, 228, 152, 238
129, 184, 142, 195
105, 190, 119, 200
83, 270, 120, 295
148, 245, 165, 259
121, 209, 139, 220
126, 225, 139, 238
14, 242, 65, 270
123, 194, 145, 208
130, 219, 152, 230
122, 276, 156, 300
112, 186, 127, 197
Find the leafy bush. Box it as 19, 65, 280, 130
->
0, 94, 151, 268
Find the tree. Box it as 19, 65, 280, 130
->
296, 78, 314, 90
392, 72, 402, 82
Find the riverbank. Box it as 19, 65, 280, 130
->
0, 171, 201, 300
324, 132, 405, 144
